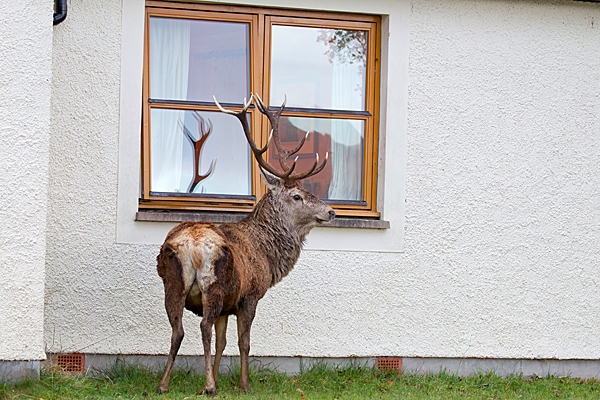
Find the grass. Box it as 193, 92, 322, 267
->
1, 360, 600, 399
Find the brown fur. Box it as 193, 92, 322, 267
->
155, 174, 335, 396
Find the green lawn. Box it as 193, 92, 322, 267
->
2, 361, 599, 399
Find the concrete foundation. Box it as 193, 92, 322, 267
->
81, 354, 600, 379
0, 361, 41, 383
402, 358, 600, 379
83, 354, 374, 376
4, 355, 599, 384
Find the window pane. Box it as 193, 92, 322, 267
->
150, 108, 251, 196
149, 17, 249, 103
270, 25, 367, 111
269, 116, 364, 201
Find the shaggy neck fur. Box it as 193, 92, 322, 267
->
241, 191, 307, 287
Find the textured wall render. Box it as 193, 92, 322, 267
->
0, 0, 53, 361
404, 0, 600, 358
44, 0, 600, 361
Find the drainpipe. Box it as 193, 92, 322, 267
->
53, 0, 67, 25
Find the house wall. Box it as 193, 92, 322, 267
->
44, 0, 600, 362
0, 0, 53, 371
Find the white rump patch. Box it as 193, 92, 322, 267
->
196, 238, 219, 291
171, 229, 224, 294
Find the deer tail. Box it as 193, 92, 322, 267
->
157, 243, 181, 280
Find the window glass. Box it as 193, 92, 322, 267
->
269, 116, 364, 201
270, 25, 367, 111
150, 108, 251, 195
149, 17, 250, 103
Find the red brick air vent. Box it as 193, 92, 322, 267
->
375, 357, 402, 372
55, 353, 85, 373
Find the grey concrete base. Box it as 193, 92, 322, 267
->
84, 354, 373, 377
4, 355, 600, 384
403, 358, 600, 379
0, 360, 41, 383
82, 354, 600, 379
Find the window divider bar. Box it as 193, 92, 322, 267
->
150, 191, 256, 201
269, 106, 371, 117
149, 99, 256, 109
323, 199, 368, 206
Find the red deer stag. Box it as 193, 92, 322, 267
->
155, 94, 335, 396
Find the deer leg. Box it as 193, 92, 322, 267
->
236, 300, 258, 392
156, 292, 186, 394
200, 296, 223, 397
212, 315, 228, 388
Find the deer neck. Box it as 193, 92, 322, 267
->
243, 192, 307, 287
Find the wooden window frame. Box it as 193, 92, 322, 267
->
141, 1, 381, 218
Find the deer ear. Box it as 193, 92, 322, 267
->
259, 168, 283, 190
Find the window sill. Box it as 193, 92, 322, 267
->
136, 211, 390, 229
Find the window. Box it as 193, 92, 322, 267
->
142, 1, 381, 217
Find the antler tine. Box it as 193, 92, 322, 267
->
212, 94, 253, 138
255, 154, 298, 184
280, 156, 298, 180
287, 131, 310, 158
254, 93, 286, 114
192, 111, 213, 140
253, 92, 267, 113
199, 159, 217, 180
253, 93, 290, 171
289, 152, 329, 182
251, 143, 293, 180
213, 94, 258, 149
246, 129, 272, 160
213, 94, 253, 115
204, 116, 213, 137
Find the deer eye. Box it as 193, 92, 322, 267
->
293, 194, 302, 201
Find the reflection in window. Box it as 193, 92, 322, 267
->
149, 17, 252, 197
270, 25, 367, 111
270, 117, 364, 201
151, 109, 251, 195
149, 17, 250, 103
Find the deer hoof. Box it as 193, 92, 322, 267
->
203, 387, 217, 397
156, 385, 169, 394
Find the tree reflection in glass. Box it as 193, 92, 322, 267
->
270, 25, 367, 111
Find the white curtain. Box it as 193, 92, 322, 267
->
150, 18, 191, 193
328, 61, 363, 201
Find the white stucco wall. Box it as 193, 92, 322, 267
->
0, 1, 53, 361
44, 0, 600, 361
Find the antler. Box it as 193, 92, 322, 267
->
181, 112, 216, 192
213, 94, 328, 187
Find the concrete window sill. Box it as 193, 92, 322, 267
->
136, 211, 390, 229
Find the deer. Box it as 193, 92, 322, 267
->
155, 93, 335, 396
